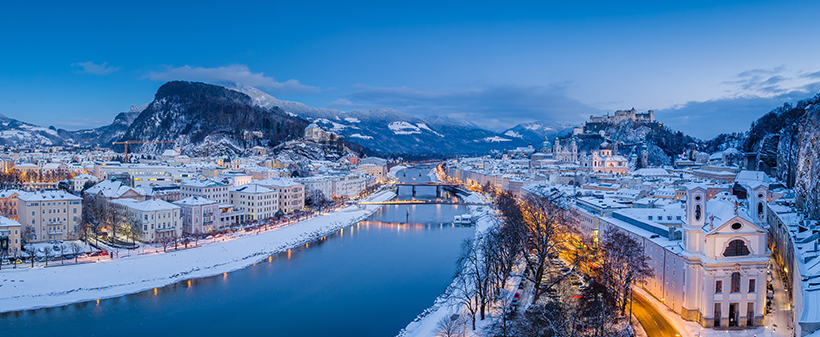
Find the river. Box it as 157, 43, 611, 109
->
1, 167, 475, 336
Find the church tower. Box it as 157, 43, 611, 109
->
747, 183, 769, 224
684, 185, 707, 254
640, 142, 648, 168
554, 137, 561, 153
571, 138, 578, 162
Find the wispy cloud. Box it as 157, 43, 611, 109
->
341, 84, 599, 131
145, 64, 319, 94
721, 66, 820, 96
71, 61, 119, 75
658, 83, 820, 140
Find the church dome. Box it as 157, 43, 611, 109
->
600, 141, 611, 150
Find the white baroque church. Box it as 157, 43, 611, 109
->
680, 184, 770, 327
596, 179, 771, 329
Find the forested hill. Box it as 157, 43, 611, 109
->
117, 81, 311, 157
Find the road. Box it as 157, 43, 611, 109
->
632, 292, 681, 337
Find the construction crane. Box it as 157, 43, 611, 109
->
112, 140, 175, 163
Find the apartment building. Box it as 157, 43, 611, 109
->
17, 190, 83, 242
0, 189, 21, 220
229, 184, 277, 220
0, 216, 22, 255
255, 178, 305, 213
109, 198, 181, 242
174, 196, 219, 234
180, 178, 229, 204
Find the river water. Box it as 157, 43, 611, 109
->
1, 167, 475, 336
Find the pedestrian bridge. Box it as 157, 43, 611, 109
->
357, 200, 490, 206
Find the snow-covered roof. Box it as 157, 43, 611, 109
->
18, 190, 82, 201
255, 178, 302, 188
180, 177, 226, 188
633, 168, 670, 176
229, 184, 274, 194
111, 198, 179, 212
0, 189, 22, 198
85, 180, 145, 199
74, 173, 98, 180
174, 196, 218, 206
0, 216, 21, 228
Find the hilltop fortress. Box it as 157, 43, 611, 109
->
589, 108, 655, 124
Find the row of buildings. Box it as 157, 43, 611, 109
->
445, 141, 819, 335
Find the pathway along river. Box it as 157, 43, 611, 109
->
1, 167, 476, 337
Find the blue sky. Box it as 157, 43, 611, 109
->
1, 1, 819, 139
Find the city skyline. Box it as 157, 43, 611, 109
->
1, 1, 820, 139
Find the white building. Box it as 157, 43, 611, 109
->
294, 175, 334, 201
332, 173, 367, 199
180, 178, 229, 204
229, 184, 278, 220
73, 173, 99, 192
255, 178, 305, 213
597, 183, 770, 329
109, 198, 181, 242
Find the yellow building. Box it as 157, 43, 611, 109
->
17, 190, 83, 242
0, 216, 22, 255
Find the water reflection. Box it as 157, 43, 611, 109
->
0, 167, 474, 337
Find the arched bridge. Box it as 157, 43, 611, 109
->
391, 182, 464, 198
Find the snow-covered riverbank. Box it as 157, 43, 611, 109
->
398, 192, 498, 337
0, 190, 396, 313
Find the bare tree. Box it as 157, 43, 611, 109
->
596, 228, 653, 315
454, 240, 482, 331
124, 213, 143, 245
24, 244, 37, 268
70, 242, 82, 263
82, 195, 109, 244
59, 242, 66, 265
435, 314, 464, 337
43, 245, 53, 267
518, 193, 585, 303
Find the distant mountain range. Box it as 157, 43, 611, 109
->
0, 81, 543, 156
500, 121, 578, 144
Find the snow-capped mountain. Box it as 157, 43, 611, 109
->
502, 121, 578, 144
220, 82, 527, 154
62, 108, 142, 147
117, 81, 309, 157
0, 113, 66, 147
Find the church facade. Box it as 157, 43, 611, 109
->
596, 181, 771, 329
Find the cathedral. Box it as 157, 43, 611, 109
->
536, 136, 578, 162
582, 140, 628, 175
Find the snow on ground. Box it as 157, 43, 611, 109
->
481, 136, 512, 143
349, 133, 373, 140
416, 123, 444, 137
389, 165, 408, 179
388, 121, 422, 135
398, 192, 498, 337
633, 275, 790, 337
0, 190, 396, 313
503, 130, 523, 138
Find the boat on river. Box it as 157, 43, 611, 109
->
453, 214, 474, 225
